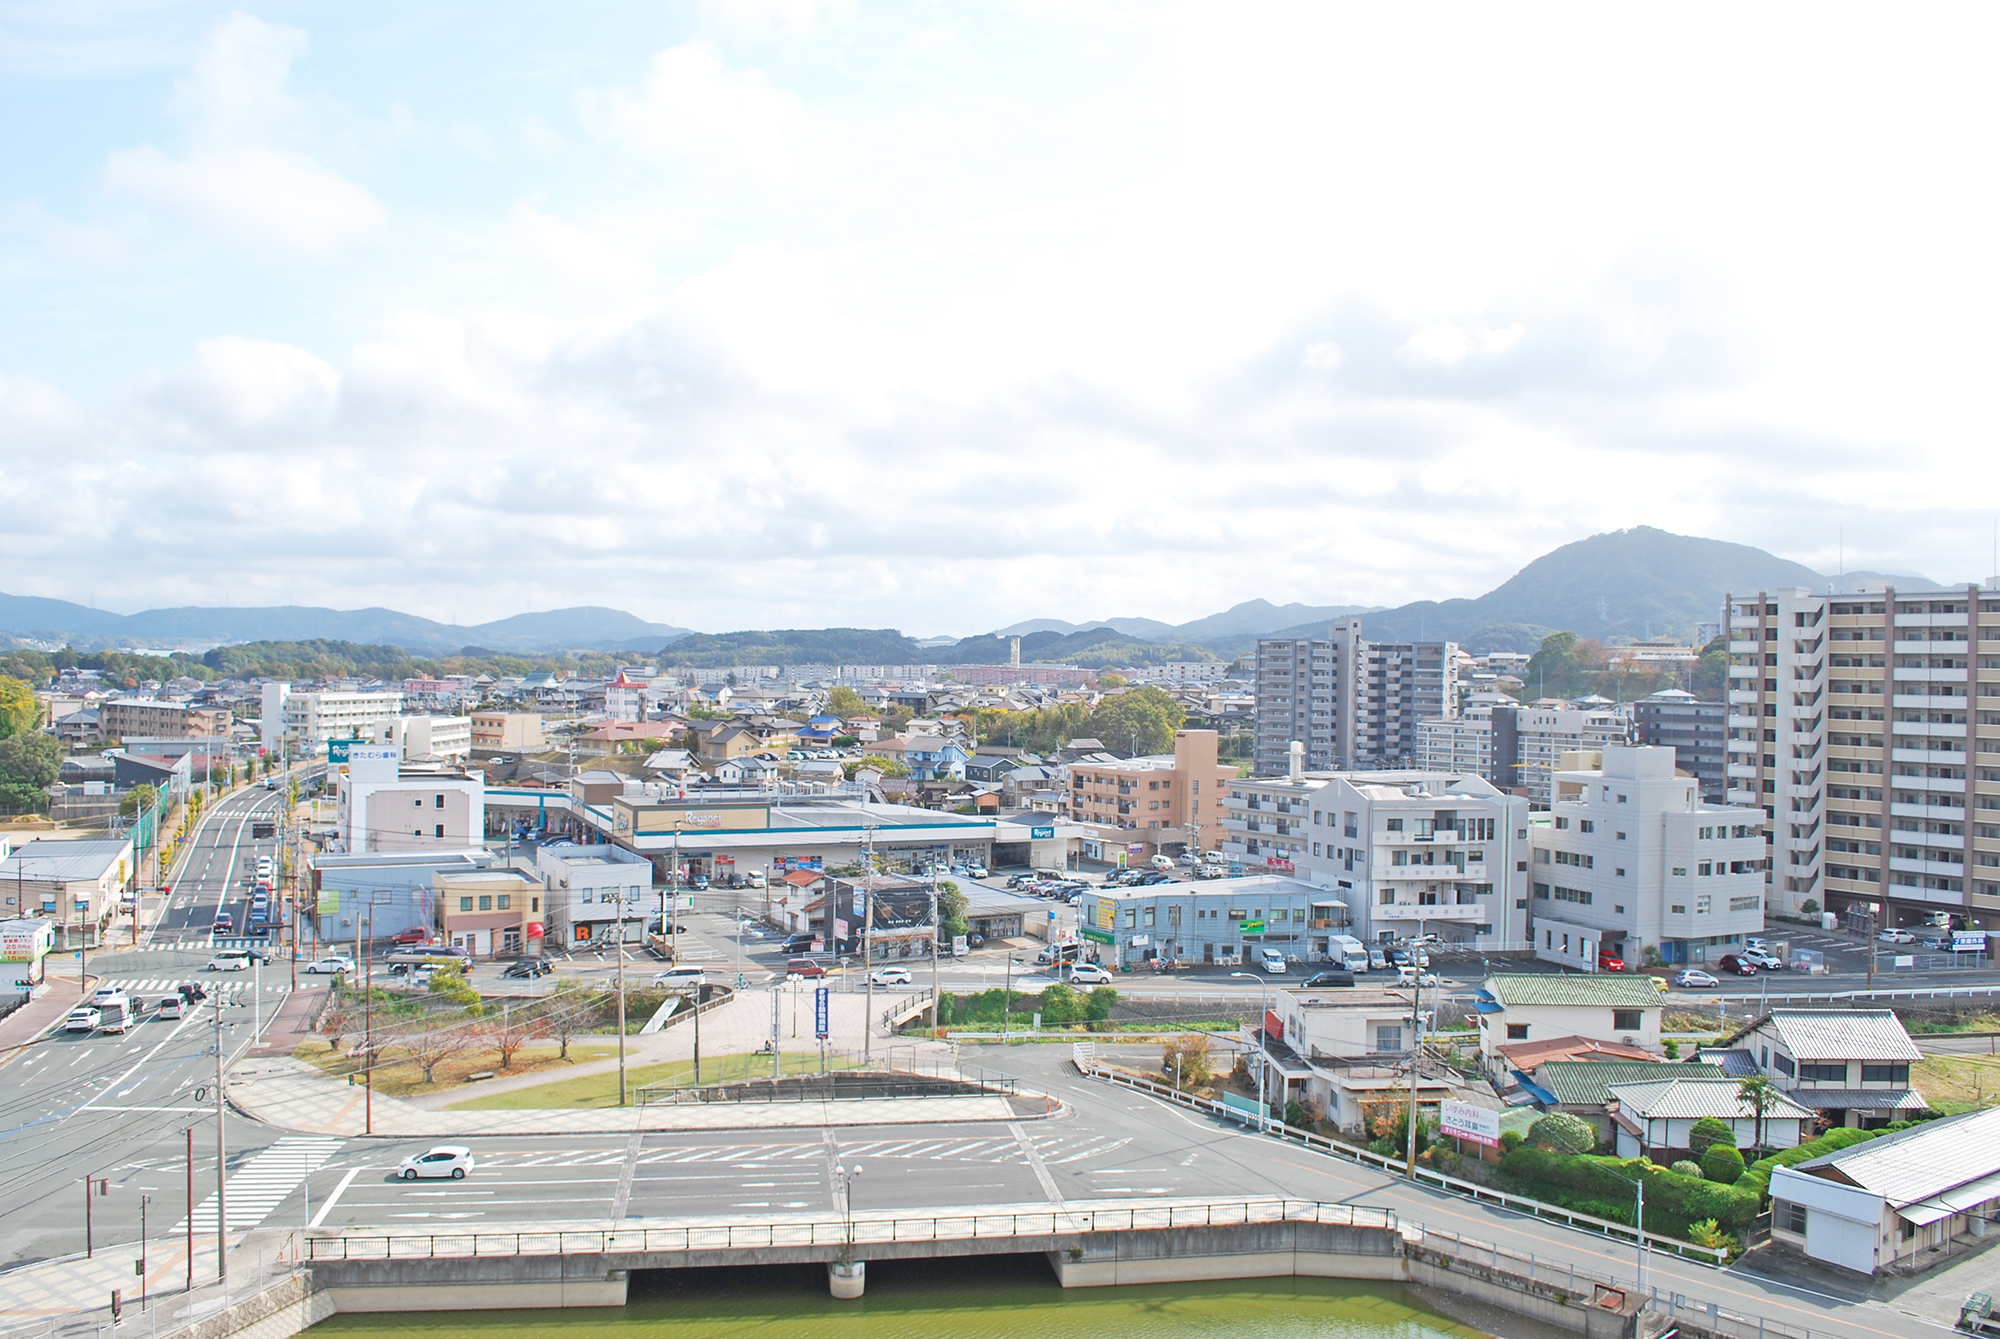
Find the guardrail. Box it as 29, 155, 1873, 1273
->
1071, 1045, 1728, 1267
303, 1198, 1397, 1261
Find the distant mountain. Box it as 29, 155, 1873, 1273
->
991, 601, 1378, 644
940, 627, 1219, 668
0, 593, 690, 654
658, 628, 925, 668
990, 616, 1179, 638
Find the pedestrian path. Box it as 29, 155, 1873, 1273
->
182, 1137, 342, 1234
106, 978, 293, 996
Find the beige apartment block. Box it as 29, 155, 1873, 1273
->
470, 712, 545, 751
99, 698, 232, 739
1068, 729, 1235, 857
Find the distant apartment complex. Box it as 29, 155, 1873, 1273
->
265, 684, 405, 752
1726, 583, 2000, 932
1069, 729, 1235, 855
98, 698, 231, 740
1254, 620, 1457, 774
1416, 702, 1632, 804
1634, 689, 1728, 801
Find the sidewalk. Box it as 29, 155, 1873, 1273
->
0, 968, 92, 1069
0, 1228, 299, 1334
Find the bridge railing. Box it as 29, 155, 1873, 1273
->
301, 1198, 1397, 1262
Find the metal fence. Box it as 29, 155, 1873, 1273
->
0, 1256, 305, 1339
302, 1198, 1397, 1262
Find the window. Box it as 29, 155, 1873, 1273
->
532, 897, 539, 912
1580, 820, 1595, 834
478, 895, 492, 911
459, 897, 473, 911
1861, 1063, 1910, 1084
1614, 868, 1625, 877
497, 895, 510, 911
1385, 818, 1403, 831
1613, 1009, 1643, 1031
1782, 1202, 1807, 1235
1555, 817, 1569, 830
435, 824, 445, 838
581, 888, 594, 903
1553, 885, 1593, 905
1695, 895, 1711, 914
435, 794, 445, 808
1506, 1023, 1529, 1041
1773, 1053, 1795, 1076
1670, 904, 1685, 914
1143, 906, 1155, 927
1797, 1062, 1847, 1082
1698, 861, 1712, 876
1123, 907, 1136, 928
1377, 1025, 1405, 1051
1672, 867, 1687, 877
1617, 794, 1628, 804
1533, 882, 1551, 900
413, 798, 423, 808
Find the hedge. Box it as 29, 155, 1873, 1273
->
1496, 1147, 1759, 1239
1736, 1121, 1921, 1199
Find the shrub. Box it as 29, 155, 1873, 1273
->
1085, 986, 1119, 1020
1686, 1116, 1734, 1159
1700, 1143, 1745, 1184
1499, 1129, 1524, 1152
1670, 1160, 1704, 1178
1800, 899, 1820, 915
1663, 1039, 1680, 1060
1687, 1218, 1739, 1256
1285, 1099, 1309, 1129
1496, 1148, 1758, 1239
1528, 1112, 1597, 1155
1739, 1125, 1891, 1200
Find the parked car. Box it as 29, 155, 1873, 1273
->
1746, 950, 1785, 970
305, 956, 355, 975
785, 958, 828, 979
870, 966, 912, 986
1069, 963, 1114, 985
390, 928, 432, 946
501, 958, 554, 979
1673, 968, 1719, 988
207, 950, 252, 972
1743, 937, 1768, 954
1879, 928, 1917, 945
782, 934, 818, 954
1922, 935, 1953, 952
1303, 970, 1355, 989
1257, 948, 1288, 974
396, 1146, 474, 1181
1368, 948, 1389, 971
964, 863, 989, 879
1716, 954, 1759, 976
1597, 951, 1626, 973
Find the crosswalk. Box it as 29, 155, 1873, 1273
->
181, 1136, 341, 1233
106, 978, 292, 996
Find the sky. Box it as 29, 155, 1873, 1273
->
4, 2, 1999, 636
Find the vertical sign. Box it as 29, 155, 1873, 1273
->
814, 986, 830, 1040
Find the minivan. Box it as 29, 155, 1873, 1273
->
1257, 948, 1287, 974
785, 958, 828, 979
653, 965, 707, 989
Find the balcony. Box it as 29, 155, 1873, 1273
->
1891, 801, 1965, 820
1895, 639, 1970, 654
1894, 693, 1967, 709
1372, 903, 1483, 922
1889, 774, 1967, 794
1730, 640, 1762, 655
1892, 748, 1968, 767
1893, 719, 1967, 738
1726, 788, 1762, 806
1729, 691, 1761, 707
1889, 855, 1965, 878
1896, 611, 1968, 627
1728, 714, 1760, 729
1893, 667, 1970, 683
1727, 763, 1760, 780
1891, 830, 1964, 851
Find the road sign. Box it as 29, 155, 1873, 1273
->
814, 986, 830, 1040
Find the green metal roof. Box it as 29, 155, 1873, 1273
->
1486, 973, 1667, 1010
1539, 1060, 1721, 1107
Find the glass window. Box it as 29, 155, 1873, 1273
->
459, 897, 473, 911
1613, 1009, 1642, 1031
497, 895, 510, 911
478, 895, 492, 911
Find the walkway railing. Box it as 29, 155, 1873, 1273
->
1072, 1045, 1729, 1267
302, 1198, 1398, 1261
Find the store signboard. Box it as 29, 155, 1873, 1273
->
1441, 1100, 1500, 1147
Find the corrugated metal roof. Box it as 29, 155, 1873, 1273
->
1799, 1107, 2000, 1207
1542, 1060, 1721, 1107
1696, 1048, 1760, 1078
1607, 1078, 1815, 1122
1785, 1088, 1929, 1113
1486, 973, 1666, 1009
1762, 1010, 1922, 1062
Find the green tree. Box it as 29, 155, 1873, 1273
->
0, 676, 36, 740
1699, 1142, 1745, 1185
118, 783, 157, 818
1086, 686, 1187, 756
1525, 631, 1582, 699
1737, 1075, 1779, 1153
0, 730, 61, 791
1039, 982, 1085, 1023
824, 686, 866, 718
1686, 1115, 1734, 1159
934, 878, 969, 942
1527, 1112, 1597, 1155
1096, 673, 1128, 689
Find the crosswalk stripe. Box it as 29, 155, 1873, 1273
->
179, 1136, 341, 1233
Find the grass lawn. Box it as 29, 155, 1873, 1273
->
1912, 1052, 2000, 1113
292, 1041, 619, 1099
446, 1051, 857, 1110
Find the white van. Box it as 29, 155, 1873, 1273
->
1257, 948, 1288, 974
207, 950, 252, 972
653, 965, 707, 990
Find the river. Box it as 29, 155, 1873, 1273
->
312, 1257, 1493, 1339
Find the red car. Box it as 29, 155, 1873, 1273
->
390, 928, 434, 946
1597, 951, 1626, 973
785, 958, 828, 979
1716, 953, 1759, 976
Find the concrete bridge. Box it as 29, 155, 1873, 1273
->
300, 1197, 1656, 1339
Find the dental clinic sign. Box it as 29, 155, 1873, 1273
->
1440, 1100, 1500, 1148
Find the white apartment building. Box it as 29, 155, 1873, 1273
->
1498, 705, 1633, 804
261, 681, 289, 752
534, 843, 655, 949
605, 671, 650, 724
1726, 584, 2000, 933
335, 743, 486, 857
1255, 621, 1458, 775
1219, 762, 1531, 946
1418, 706, 1497, 779
1528, 744, 1766, 972
375, 715, 472, 763
283, 689, 405, 751
1128, 662, 1229, 686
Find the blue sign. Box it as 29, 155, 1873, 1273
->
328, 740, 352, 763
814, 986, 830, 1040
1030, 826, 1055, 840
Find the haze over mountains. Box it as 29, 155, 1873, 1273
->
0, 528, 1947, 661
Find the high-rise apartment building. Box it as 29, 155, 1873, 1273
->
1727, 583, 1999, 933
1255, 621, 1456, 774
1634, 689, 1727, 801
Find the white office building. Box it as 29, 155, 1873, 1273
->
335, 743, 486, 858
376, 715, 473, 763
1528, 744, 1766, 972
283, 690, 405, 751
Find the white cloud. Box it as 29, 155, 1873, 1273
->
1397, 322, 1527, 369
141, 336, 339, 435
98, 12, 382, 258
580, 43, 817, 184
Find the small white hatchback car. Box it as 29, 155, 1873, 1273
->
397, 1146, 474, 1181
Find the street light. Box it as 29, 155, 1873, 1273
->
1229, 970, 1272, 1131
1004, 954, 1027, 1040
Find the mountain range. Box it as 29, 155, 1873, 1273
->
0, 527, 1952, 660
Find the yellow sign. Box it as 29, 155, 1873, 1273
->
1096, 902, 1112, 931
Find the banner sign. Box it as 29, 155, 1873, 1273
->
1080, 926, 1116, 945
1955, 931, 1988, 952
1241, 919, 1265, 935
1440, 1100, 1501, 1147
1031, 826, 1055, 840
814, 986, 829, 1040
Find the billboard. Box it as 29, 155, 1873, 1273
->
1955, 931, 1988, 953
1031, 826, 1055, 840
1440, 1100, 1500, 1147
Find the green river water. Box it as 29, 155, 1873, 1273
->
312, 1257, 1492, 1339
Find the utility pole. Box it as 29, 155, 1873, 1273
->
214, 985, 227, 1281
862, 877, 875, 1063
184, 1128, 193, 1296
929, 867, 941, 1029
616, 887, 627, 1106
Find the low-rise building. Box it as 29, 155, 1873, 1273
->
1770, 1107, 2000, 1275
1267, 982, 1467, 1133
1712, 1009, 1929, 1130
0, 838, 136, 945
435, 867, 541, 959
535, 843, 654, 949
334, 744, 485, 858
283, 689, 404, 751
378, 715, 472, 763
1608, 1077, 1813, 1158
1068, 729, 1238, 859
471, 712, 545, 751
1475, 972, 1664, 1072
1077, 874, 1343, 969
1528, 745, 1765, 971
99, 698, 232, 740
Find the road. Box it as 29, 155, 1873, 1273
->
150, 782, 293, 948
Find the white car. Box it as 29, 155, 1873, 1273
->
207, 951, 251, 972
90, 985, 121, 1004
1878, 928, 1916, 945
1257, 950, 1288, 974
305, 956, 355, 975
1069, 962, 1114, 985
654, 966, 707, 989
965, 864, 989, 879
66, 1007, 100, 1032
396, 1146, 474, 1181
870, 966, 913, 986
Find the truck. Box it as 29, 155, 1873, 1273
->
1329, 934, 1369, 973
96, 995, 130, 1034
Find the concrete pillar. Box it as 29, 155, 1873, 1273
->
828, 1261, 865, 1298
